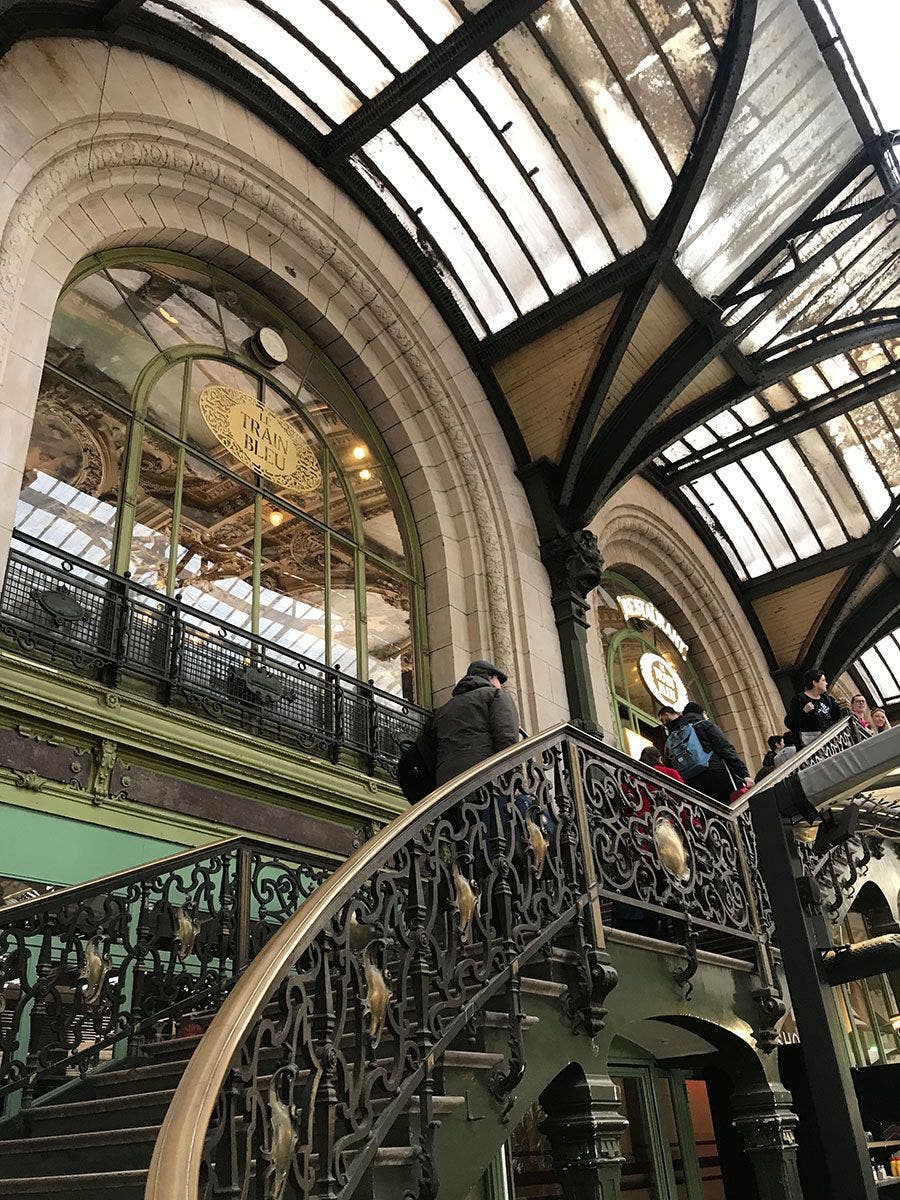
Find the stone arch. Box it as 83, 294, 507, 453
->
594, 476, 783, 765
0, 37, 570, 727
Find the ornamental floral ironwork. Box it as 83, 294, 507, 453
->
0, 839, 331, 1114
153, 727, 778, 1200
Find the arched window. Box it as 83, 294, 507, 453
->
595, 573, 713, 756
14, 252, 426, 703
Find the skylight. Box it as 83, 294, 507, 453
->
828, 0, 900, 132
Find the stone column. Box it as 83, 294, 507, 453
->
731, 1086, 804, 1200
539, 528, 605, 736
538, 1070, 628, 1200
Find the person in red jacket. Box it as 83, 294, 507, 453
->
639, 744, 684, 782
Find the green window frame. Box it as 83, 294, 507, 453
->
599, 572, 714, 751
16, 250, 430, 704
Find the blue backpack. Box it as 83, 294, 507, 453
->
665, 722, 712, 780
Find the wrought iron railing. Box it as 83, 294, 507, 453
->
146, 724, 782, 1200
0, 837, 334, 1117
0, 534, 427, 772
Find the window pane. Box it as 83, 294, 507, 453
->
176, 453, 256, 627
613, 1075, 656, 1200
47, 272, 155, 407
366, 561, 413, 699
129, 431, 180, 591
655, 1078, 689, 1199
184, 359, 260, 477
145, 362, 187, 441
330, 546, 358, 676
107, 261, 225, 351
258, 519, 327, 661
16, 372, 126, 568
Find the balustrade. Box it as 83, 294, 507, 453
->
0, 534, 427, 774
0, 839, 333, 1118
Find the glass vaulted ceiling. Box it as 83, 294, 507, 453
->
147, 0, 731, 335
659, 0, 900, 583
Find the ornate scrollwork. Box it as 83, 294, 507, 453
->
577, 743, 754, 938
265, 1065, 299, 1200
0, 838, 332, 1112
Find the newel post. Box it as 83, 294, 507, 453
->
539, 1067, 629, 1200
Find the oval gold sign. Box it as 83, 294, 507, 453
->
198, 385, 321, 493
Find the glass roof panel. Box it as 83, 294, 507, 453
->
164, 0, 364, 124
532, 2, 676, 217
361, 130, 517, 332
686, 474, 772, 579
823, 412, 893, 519
673, 417, 877, 576
456, 53, 613, 275
676, 0, 860, 297
857, 631, 900, 706
492, 21, 646, 251
739, 210, 900, 352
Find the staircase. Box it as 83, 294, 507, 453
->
0, 970, 574, 1199
3, 721, 849, 1200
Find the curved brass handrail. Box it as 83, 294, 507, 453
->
145, 723, 572, 1200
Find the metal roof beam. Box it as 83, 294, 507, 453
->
663, 365, 900, 487
808, 497, 900, 668
555, 0, 758, 515
606, 317, 900, 487
568, 177, 900, 522
321, 0, 546, 163
741, 534, 886, 601
481, 249, 653, 365
821, 579, 900, 682
99, 0, 144, 26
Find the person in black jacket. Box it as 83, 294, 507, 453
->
418, 660, 521, 787
754, 734, 785, 783
784, 669, 846, 750
663, 702, 753, 803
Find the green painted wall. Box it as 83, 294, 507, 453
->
4, 804, 185, 887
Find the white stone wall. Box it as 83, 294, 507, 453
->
0, 37, 570, 731
593, 477, 783, 768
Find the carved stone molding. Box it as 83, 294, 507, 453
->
0, 110, 516, 672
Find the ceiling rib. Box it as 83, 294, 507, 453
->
320, 0, 546, 163
663, 368, 900, 487
570, 168, 900, 521
555, 0, 760, 515
821, 579, 900, 682
809, 498, 900, 664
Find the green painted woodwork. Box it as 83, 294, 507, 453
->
0, 802, 182, 887
429, 932, 790, 1200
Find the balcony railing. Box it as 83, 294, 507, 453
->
0, 534, 428, 774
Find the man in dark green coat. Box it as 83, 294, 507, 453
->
420, 660, 521, 787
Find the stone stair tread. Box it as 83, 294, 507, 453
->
25, 1088, 175, 1122
0, 1125, 160, 1155
481, 1011, 540, 1029
519, 977, 566, 998
0, 1169, 147, 1195
82, 1059, 188, 1087
441, 1050, 503, 1070
374, 1146, 417, 1167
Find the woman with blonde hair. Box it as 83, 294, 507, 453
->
871, 707, 892, 733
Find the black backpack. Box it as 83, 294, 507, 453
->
395, 730, 436, 804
